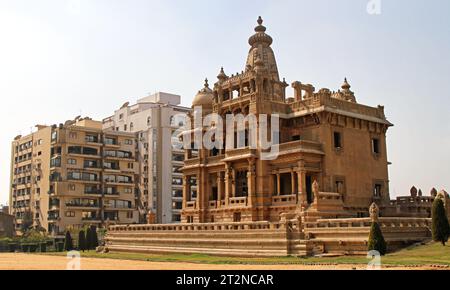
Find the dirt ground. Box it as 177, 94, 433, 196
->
0, 253, 438, 270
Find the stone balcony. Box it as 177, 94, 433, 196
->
272, 194, 297, 206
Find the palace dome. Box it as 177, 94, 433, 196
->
192, 79, 214, 109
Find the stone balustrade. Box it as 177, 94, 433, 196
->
290, 94, 386, 121
305, 217, 431, 229
228, 197, 248, 207
272, 194, 297, 205
109, 220, 291, 233
186, 201, 196, 209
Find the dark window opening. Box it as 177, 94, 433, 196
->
334, 132, 342, 149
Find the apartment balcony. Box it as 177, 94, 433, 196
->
103, 140, 121, 149
68, 152, 101, 159
81, 217, 102, 223
84, 190, 102, 196
103, 166, 121, 173
66, 203, 100, 210
83, 165, 102, 171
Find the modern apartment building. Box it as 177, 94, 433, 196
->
9, 118, 139, 235
103, 92, 191, 224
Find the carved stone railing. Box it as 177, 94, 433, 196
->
209, 201, 218, 208
224, 148, 256, 160
272, 194, 297, 206
305, 217, 432, 229
108, 220, 292, 232
277, 140, 323, 153
228, 197, 248, 207
290, 94, 386, 121
184, 158, 200, 167
185, 201, 196, 210
317, 192, 342, 201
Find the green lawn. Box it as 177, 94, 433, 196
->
42, 242, 450, 267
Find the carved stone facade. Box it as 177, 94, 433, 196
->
105, 18, 445, 257
181, 17, 392, 224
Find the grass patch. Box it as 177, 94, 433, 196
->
40, 242, 450, 267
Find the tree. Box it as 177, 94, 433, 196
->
91, 227, 99, 249
21, 210, 33, 233
432, 198, 450, 246
85, 228, 92, 251
64, 231, 74, 251
368, 222, 387, 256
78, 230, 86, 252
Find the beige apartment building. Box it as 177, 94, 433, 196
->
103, 92, 191, 223
10, 118, 139, 235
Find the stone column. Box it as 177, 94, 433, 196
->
225, 165, 231, 206
182, 176, 189, 209
297, 171, 306, 206
247, 159, 256, 207
231, 168, 236, 198
196, 173, 201, 210
276, 173, 281, 196
291, 170, 296, 195
217, 172, 224, 208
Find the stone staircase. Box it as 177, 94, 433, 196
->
105, 222, 309, 257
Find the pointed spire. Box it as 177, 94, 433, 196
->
342, 78, 351, 90
204, 78, 209, 88
217, 67, 228, 82
255, 16, 266, 33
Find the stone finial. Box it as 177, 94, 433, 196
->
410, 186, 418, 197
369, 202, 380, 222
342, 78, 351, 90
431, 188, 438, 197
418, 189, 423, 197
257, 16, 263, 26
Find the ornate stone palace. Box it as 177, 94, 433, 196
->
180, 17, 393, 224
105, 18, 449, 257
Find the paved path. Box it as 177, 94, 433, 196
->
0, 253, 433, 270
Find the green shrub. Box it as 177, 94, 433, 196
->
78, 230, 86, 252
85, 228, 93, 251
64, 231, 74, 251
432, 198, 450, 246
368, 222, 387, 255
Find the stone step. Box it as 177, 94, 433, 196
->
107, 237, 289, 250
107, 244, 289, 258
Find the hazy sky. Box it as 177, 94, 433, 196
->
1, 0, 449, 204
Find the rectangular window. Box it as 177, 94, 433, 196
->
65, 211, 76, 218
372, 138, 380, 155
68, 159, 77, 165
374, 184, 383, 198
126, 212, 133, 219
334, 132, 342, 149
69, 132, 77, 139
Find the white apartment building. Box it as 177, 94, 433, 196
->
103, 92, 190, 224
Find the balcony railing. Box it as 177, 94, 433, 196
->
229, 197, 248, 207
272, 194, 297, 206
